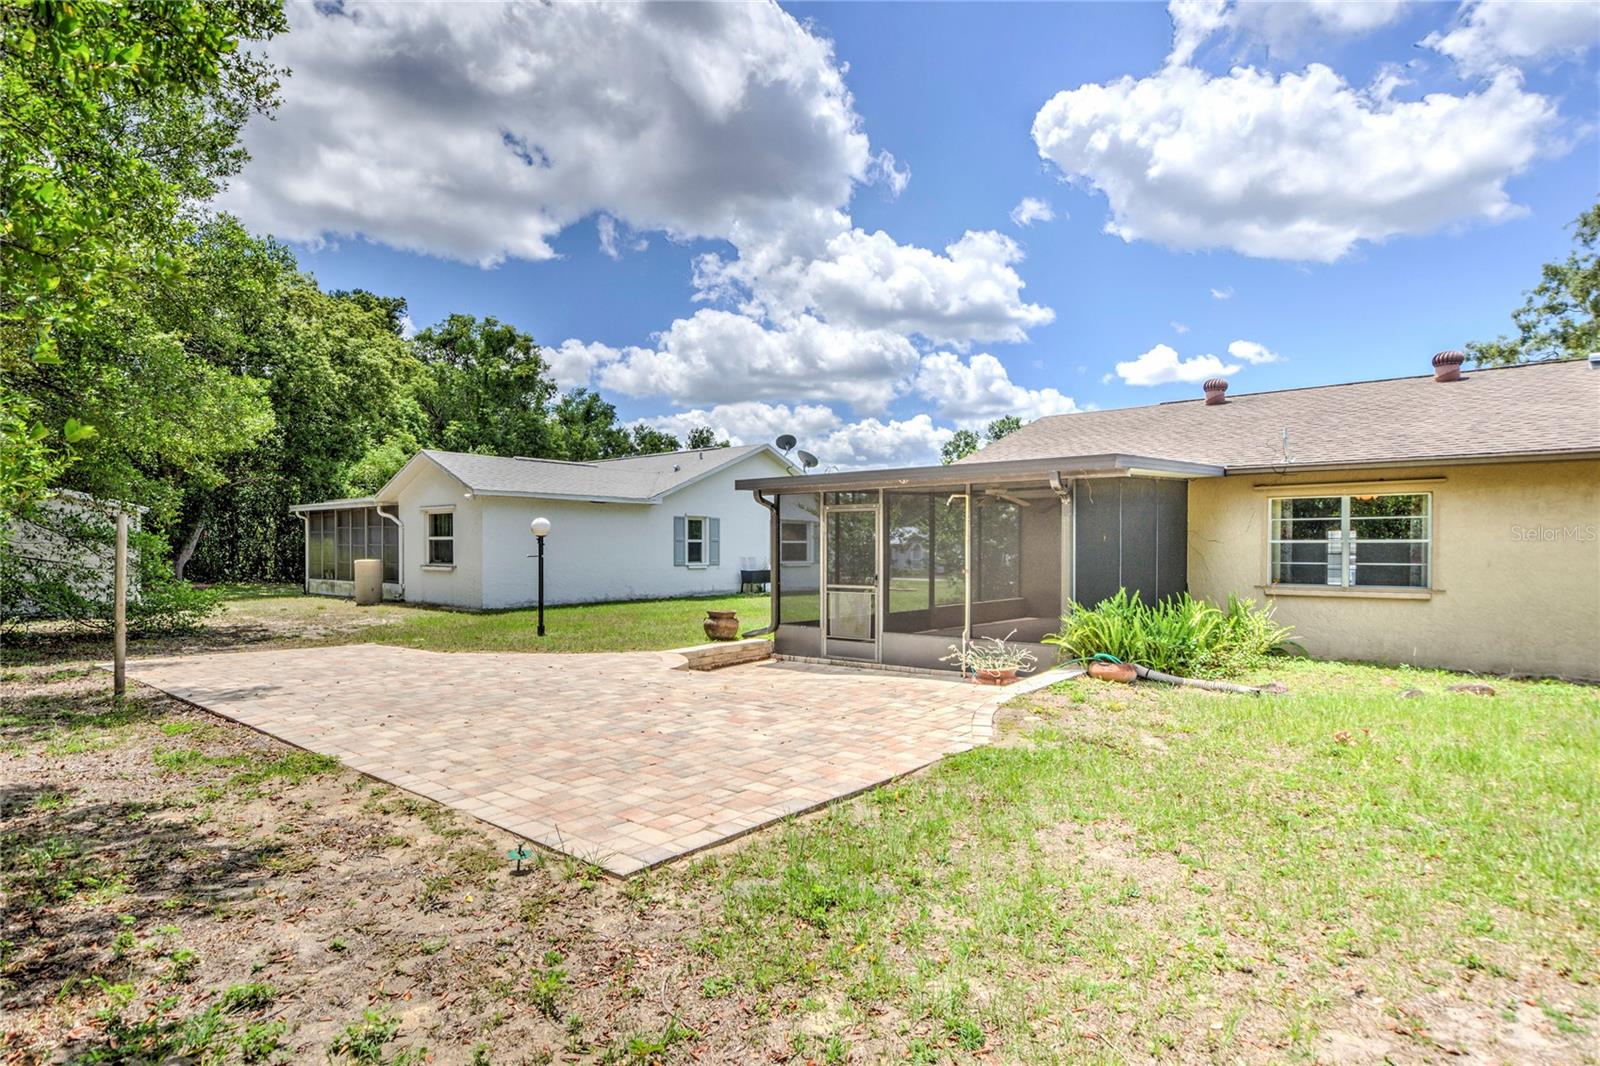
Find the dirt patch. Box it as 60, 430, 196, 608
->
0, 665, 803, 1064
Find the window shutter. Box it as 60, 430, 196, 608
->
673, 515, 686, 567
708, 517, 720, 566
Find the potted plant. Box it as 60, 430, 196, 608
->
941, 630, 1038, 685
703, 609, 740, 641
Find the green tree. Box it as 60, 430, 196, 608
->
941, 428, 980, 465
1, 0, 285, 513
330, 290, 411, 337
17, 218, 290, 552
984, 415, 1024, 442
548, 389, 635, 460
181, 278, 425, 581
413, 314, 555, 458
1470, 202, 1600, 366
629, 424, 681, 454
685, 426, 729, 449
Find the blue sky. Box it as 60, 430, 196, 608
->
227, 1, 1600, 467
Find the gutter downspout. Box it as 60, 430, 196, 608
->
743, 489, 780, 637
377, 504, 404, 601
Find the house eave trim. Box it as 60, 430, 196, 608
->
1224, 449, 1600, 475
734, 453, 1223, 493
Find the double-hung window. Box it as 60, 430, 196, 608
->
780, 520, 813, 564
685, 517, 707, 565
425, 510, 455, 566
1269, 493, 1431, 589
673, 515, 719, 568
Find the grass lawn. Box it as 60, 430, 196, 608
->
4, 583, 772, 660
3, 597, 1597, 1063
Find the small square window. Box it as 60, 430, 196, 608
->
426, 510, 455, 566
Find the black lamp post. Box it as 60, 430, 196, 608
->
530, 516, 551, 636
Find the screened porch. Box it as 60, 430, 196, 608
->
296, 501, 402, 600
748, 454, 1215, 673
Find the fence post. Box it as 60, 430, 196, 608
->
114, 512, 127, 699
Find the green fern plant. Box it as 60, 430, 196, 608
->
1044, 590, 1293, 678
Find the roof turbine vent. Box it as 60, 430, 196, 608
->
1432, 349, 1466, 382
1202, 377, 1229, 405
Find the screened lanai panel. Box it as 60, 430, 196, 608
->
305, 507, 399, 585
884, 492, 965, 635
774, 492, 821, 657
1073, 478, 1188, 608
973, 499, 1021, 602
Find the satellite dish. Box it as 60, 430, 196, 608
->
774, 433, 797, 454
796, 449, 819, 472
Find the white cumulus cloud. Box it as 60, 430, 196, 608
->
867, 150, 912, 198
1032, 63, 1558, 262
1113, 344, 1240, 386
1169, 0, 1410, 65
1009, 196, 1056, 227
913, 352, 1080, 425
223, 1, 870, 264
223, 0, 1065, 447
1227, 339, 1281, 364
641, 402, 952, 468
1423, 0, 1600, 77
701, 227, 1055, 347
586, 309, 920, 413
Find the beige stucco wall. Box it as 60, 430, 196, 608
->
1187, 459, 1600, 681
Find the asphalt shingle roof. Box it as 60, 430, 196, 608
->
968, 359, 1600, 471
418, 444, 776, 501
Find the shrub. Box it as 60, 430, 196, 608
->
1044, 589, 1292, 678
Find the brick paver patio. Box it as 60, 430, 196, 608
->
124, 645, 1048, 875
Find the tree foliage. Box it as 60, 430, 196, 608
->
413, 314, 555, 458
2, 0, 745, 597
940, 429, 980, 465
548, 389, 680, 462
686, 426, 729, 450
984, 415, 1024, 442
940, 416, 1029, 465
1, 0, 285, 513
1470, 202, 1600, 366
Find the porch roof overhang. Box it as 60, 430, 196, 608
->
289, 497, 383, 514
734, 452, 1224, 494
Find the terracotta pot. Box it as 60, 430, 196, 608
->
1086, 660, 1137, 683
703, 609, 740, 641
974, 667, 1019, 686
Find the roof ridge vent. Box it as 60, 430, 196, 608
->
1432, 349, 1466, 382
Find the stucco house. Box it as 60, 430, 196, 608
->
292, 444, 795, 609
735, 356, 1600, 681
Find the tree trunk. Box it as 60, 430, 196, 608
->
173, 518, 207, 580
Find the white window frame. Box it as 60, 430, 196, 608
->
684, 515, 708, 568
423, 507, 456, 569
1268, 492, 1431, 589
779, 519, 814, 564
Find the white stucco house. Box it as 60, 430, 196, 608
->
290, 445, 796, 609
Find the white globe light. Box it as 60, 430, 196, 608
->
530, 516, 552, 537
